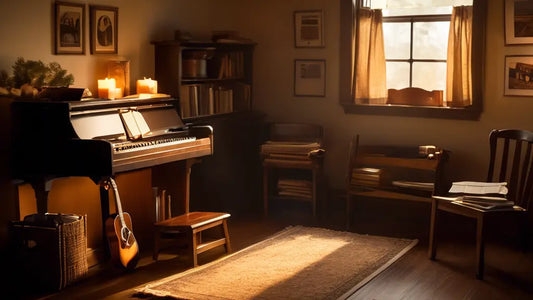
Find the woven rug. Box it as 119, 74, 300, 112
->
137, 226, 417, 300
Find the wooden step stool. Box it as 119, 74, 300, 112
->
153, 211, 231, 267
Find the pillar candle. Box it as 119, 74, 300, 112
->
137, 78, 158, 94
98, 78, 116, 99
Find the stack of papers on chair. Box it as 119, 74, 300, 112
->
261, 141, 322, 156
448, 181, 508, 196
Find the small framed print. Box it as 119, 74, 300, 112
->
505, 0, 533, 45
90, 5, 118, 54
294, 10, 325, 48
504, 55, 533, 96
294, 59, 326, 97
54, 1, 85, 55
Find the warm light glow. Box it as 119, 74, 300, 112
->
98, 78, 116, 99
136, 77, 158, 94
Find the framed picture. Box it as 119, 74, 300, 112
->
294, 10, 325, 48
505, 0, 533, 45
90, 5, 118, 54
54, 1, 85, 55
294, 59, 326, 97
504, 55, 533, 96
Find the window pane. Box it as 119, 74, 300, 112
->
383, 22, 411, 59
412, 62, 446, 92
413, 22, 449, 59
386, 62, 410, 89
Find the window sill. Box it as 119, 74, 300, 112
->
341, 103, 481, 120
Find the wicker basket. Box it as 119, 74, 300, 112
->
10, 213, 88, 291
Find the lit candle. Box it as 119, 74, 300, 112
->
110, 87, 123, 99
98, 78, 116, 99
136, 77, 158, 94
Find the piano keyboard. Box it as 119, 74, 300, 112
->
113, 136, 197, 153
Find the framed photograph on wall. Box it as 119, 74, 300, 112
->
294, 10, 325, 48
294, 59, 326, 97
505, 0, 533, 45
504, 55, 533, 96
54, 1, 85, 55
90, 5, 118, 54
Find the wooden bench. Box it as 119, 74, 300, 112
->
153, 211, 231, 267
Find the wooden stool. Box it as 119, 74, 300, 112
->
153, 211, 231, 267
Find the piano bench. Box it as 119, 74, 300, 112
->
153, 211, 231, 267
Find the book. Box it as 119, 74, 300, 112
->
453, 199, 515, 210
120, 110, 150, 140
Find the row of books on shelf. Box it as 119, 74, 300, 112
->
217, 51, 245, 79
153, 187, 172, 222
350, 167, 383, 188
179, 82, 251, 118
276, 178, 312, 201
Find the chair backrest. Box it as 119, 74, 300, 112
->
487, 129, 533, 210
387, 87, 443, 106
268, 122, 324, 144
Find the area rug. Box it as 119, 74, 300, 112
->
137, 226, 418, 300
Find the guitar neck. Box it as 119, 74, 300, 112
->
109, 177, 127, 227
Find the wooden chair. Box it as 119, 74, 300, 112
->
387, 87, 443, 106
262, 123, 325, 217
429, 129, 533, 279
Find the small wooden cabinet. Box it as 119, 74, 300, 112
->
346, 136, 448, 229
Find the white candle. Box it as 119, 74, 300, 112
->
137, 77, 158, 94
98, 78, 116, 99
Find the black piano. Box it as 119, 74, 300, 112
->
11, 95, 213, 223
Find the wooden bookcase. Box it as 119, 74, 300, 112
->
152, 40, 255, 119
152, 40, 263, 215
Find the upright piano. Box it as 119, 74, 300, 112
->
10, 95, 213, 224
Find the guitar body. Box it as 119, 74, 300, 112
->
113, 212, 139, 270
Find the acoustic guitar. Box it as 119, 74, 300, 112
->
105, 177, 139, 270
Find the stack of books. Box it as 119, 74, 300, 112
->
448, 181, 514, 210
350, 167, 382, 189
454, 195, 515, 210
277, 178, 312, 200
261, 141, 323, 159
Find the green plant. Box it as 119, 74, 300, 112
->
3, 57, 74, 89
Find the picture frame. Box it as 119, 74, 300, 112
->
505, 0, 533, 45
294, 59, 326, 97
54, 1, 85, 55
90, 5, 118, 54
504, 55, 533, 96
294, 10, 325, 48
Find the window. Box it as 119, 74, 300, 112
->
340, 0, 486, 119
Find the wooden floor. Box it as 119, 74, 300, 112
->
9, 197, 533, 300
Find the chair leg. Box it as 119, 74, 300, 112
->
476, 215, 485, 280
429, 198, 438, 260
153, 228, 161, 261
186, 229, 197, 267
346, 193, 351, 230
222, 219, 232, 253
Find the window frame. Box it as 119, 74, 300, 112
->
383, 14, 450, 90
339, 0, 486, 120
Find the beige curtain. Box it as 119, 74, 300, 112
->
446, 6, 473, 107
352, 8, 387, 104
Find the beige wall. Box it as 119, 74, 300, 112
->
1, 0, 532, 243
232, 0, 533, 189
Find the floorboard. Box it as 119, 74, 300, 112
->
8, 196, 533, 300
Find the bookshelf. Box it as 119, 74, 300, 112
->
152, 40, 255, 119
152, 40, 263, 215
346, 137, 449, 229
